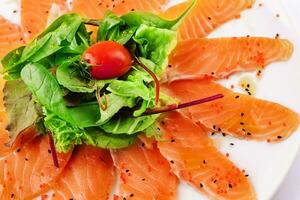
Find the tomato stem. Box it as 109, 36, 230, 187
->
47, 131, 59, 168
142, 94, 224, 115
134, 57, 160, 106
96, 88, 108, 111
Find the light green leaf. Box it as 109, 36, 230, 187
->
100, 114, 160, 135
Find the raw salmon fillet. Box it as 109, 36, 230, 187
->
162, 0, 254, 40
158, 112, 256, 200
163, 79, 300, 142
72, 0, 167, 19
0, 136, 71, 199
165, 37, 293, 82
46, 145, 114, 200
0, 17, 25, 59
21, 0, 67, 40
111, 142, 178, 200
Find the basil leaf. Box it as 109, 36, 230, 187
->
100, 114, 160, 135
21, 63, 74, 124
3, 79, 42, 145
83, 128, 136, 149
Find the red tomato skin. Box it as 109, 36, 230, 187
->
83, 41, 132, 79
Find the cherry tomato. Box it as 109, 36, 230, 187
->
82, 41, 132, 79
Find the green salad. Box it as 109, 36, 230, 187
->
1, 2, 196, 153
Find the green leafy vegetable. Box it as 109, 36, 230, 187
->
21, 63, 74, 124
100, 114, 159, 135
56, 57, 111, 93
83, 128, 137, 149
2, 13, 84, 80
133, 24, 177, 76
121, 0, 196, 30
44, 110, 83, 153
3, 79, 42, 145
97, 93, 135, 125
97, 11, 137, 44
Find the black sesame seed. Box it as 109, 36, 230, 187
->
48, 149, 51, 154
171, 139, 175, 143
141, 143, 145, 147
168, 65, 172, 68
247, 132, 252, 136
123, 198, 126, 200
142, 178, 146, 181
16, 148, 21, 153
235, 95, 240, 99
126, 169, 129, 173
218, 128, 221, 132
230, 143, 234, 146
245, 174, 249, 177
228, 184, 232, 188
203, 160, 206, 164
240, 122, 244, 125
211, 132, 215, 136
213, 180, 217, 183
242, 129, 246, 132
25, 158, 29, 161
13, 10, 17, 13
222, 133, 226, 137
247, 84, 250, 88
200, 183, 203, 188
208, 17, 211, 20
170, 160, 174, 164
277, 136, 282, 139
213, 125, 216, 130
130, 194, 134, 197
11, 193, 14, 198
241, 113, 245, 117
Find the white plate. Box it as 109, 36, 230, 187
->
1, 0, 300, 199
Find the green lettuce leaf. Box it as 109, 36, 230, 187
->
83, 128, 136, 149
133, 24, 177, 76
97, 93, 135, 125
44, 110, 83, 153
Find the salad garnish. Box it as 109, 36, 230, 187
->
1, 0, 223, 156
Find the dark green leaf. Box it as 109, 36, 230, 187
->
21, 63, 74, 124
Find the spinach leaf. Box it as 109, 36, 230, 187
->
100, 114, 159, 135
3, 13, 83, 80
44, 110, 83, 153
133, 24, 177, 77
121, 0, 196, 30
83, 128, 136, 149
97, 11, 136, 44
21, 63, 74, 124
56, 58, 112, 93
97, 93, 135, 125
3, 79, 42, 145
68, 102, 100, 128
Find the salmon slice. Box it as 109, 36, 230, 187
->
0, 17, 25, 59
111, 142, 178, 200
162, 0, 254, 40
72, 0, 167, 19
158, 112, 256, 200
0, 136, 71, 199
45, 145, 114, 200
164, 37, 293, 82
21, 0, 67, 40
163, 79, 300, 142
